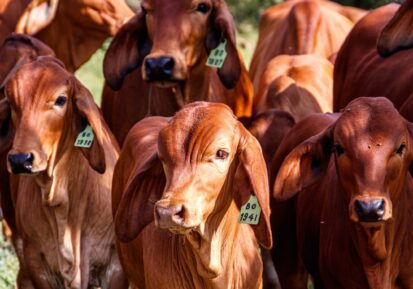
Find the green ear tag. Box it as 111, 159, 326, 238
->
74, 125, 94, 148
206, 40, 227, 68
239, 195, 261, 225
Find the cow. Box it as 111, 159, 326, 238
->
274, 97, 413, 288
0, 56, 126, 288
249, 0, 365, 92
112, 102, 271, 289
101, 0, 254, 145
253, 54, 333, 119
0, 0, 133, 71
333, 1, 413, 116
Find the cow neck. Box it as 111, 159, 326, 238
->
350, 184, 411, 288
171, 58, 214, 108
172, 169, 260, 288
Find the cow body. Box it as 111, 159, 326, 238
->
112, 102, 272, 289
274, 97, 413, 288
0, 57, 126, 289
102, 0, 253, 145
249, 0, 365, 91
253, 54, 333, 119
0, 0, 133, 71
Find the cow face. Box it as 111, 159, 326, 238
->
114, 102, 272, 249
0, 57, 107, 176
104, 0, 241, 90
274, 97, 413, 226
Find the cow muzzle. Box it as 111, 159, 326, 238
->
144, 56, 175, 82
7, 153, 34, 174
350, 197, 391, 223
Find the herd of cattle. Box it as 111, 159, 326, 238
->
0, 0, 413, 288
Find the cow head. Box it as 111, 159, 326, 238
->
0, 57, 107, 178
104, 0, 241, 90
115, 102, 272, 253
274, 97, 413, 252
15, 0, 133, 71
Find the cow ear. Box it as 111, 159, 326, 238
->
0, 97, 13, 154
377, 0, 413, 57
113, 117, 168, 243
273, 126, 333, 201
233, 124, 272, 249
206, 2, 241, 89
72, 78, 109, 174
15, 0, 59, 35
103, 12, 151, 91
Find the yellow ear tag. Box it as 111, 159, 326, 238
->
206, 40, 227, 68
239, 195, 261, 225
74, 125, 94, 148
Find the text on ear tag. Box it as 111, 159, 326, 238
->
239, 195, 261, 225
206, 40, 227, 68
74, 125, 94, 148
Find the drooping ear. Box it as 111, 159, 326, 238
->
0, 97, 13, 154
273, 126, 333, 201
113, 117, 168, 242
103, 12, 151, 90
206, 2, 241, 89
15, 0, 59, 35
377, 1, 413, 57
233, 124, 272, 249
71, 77, 108, 174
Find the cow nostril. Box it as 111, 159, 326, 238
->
162, 57, 174, 73
354, 199, 386, 222
172, 204, 184, 222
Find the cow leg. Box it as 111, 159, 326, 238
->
16, 268, 36, 289
23, 243, 54, 289
261, 248, 282, 289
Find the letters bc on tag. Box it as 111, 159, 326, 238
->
206, 40, 227, 68
239, 195, 261, 225
74, 125, 94, 148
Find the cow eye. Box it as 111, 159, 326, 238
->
334, 144, 344, 156
396, 143, 406, 155
196, 3, 210, 14
215, 149, 229, 160
54, 96, 67, 107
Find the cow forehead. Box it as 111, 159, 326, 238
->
335, 98, 406, 147
159, 103, 237, 161
6, 60, 70, 104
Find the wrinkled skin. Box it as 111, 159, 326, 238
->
112, 102, 271, 289
0, 57, 126, 289
102, 0, 253, 145
274, 97, 413, 288
0, 0, 133, 71
249, 0, 365, 92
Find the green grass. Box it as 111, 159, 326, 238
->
0, 225, 18, 289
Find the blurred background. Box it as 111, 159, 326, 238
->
0, 0, 397, 288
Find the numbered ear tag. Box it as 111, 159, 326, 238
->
239, 195, 261, 225
74, 125, 94, 148
206, 40, 227, 68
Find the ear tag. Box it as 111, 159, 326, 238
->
239, 195, 261, 225
206, 40, 227, 68
74, 125, 94, 148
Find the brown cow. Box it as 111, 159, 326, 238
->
253, 54, 333, 118
249, 0, 365, 92
0, 0, 133, 71
274, 97, 413, 288
333, 2, 413, 115
102, 0, 254, 145
0, 56, 126, 288
112, 102, 271, 289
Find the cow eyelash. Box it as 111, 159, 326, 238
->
196, 3, 210, 14
54, 96, 67, 107
396, 143, 406, 155
334, 144, 345, 156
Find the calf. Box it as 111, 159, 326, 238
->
102, 0, 253, 145
274, 97, 413, 288
112, 102, 271, 289
0, 57, 126, 288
